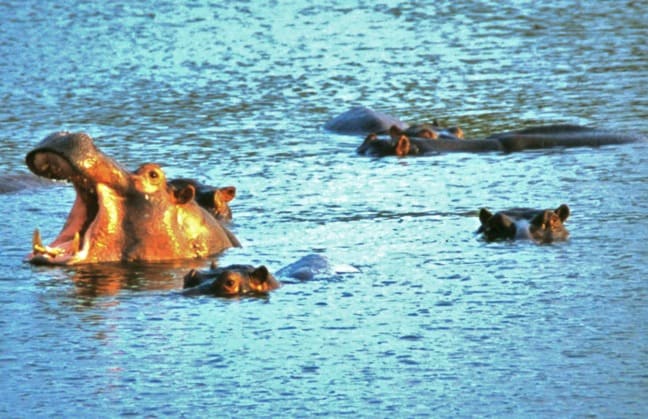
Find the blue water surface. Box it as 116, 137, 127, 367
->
1, 1, 647, 417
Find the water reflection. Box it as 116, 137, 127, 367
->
34, 259, 213, 300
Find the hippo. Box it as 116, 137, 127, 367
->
25, 131, 240, 265
327, 107, 646, 156
182, 263, 280, 297
182, 254, 359, 297
357, 131, 501, 157
323, 106, 408, 135
477, 204, 570, 243
168, 179, 236, 222
0, 173, 59, 194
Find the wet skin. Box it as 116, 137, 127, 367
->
477, 204, 570, 243
183, 262, 280, 297
25, 132, 239, 265
182, 254, 342, 297
168, 179, 236, 223
326, 107, 646, 157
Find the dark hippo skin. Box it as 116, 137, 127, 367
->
168, 179, 236, 222
181, 254, 353, 297
323, 106, 408, 135
327, 108, 646, 156
0, 173, 59, 194
485, 124, 644, 152
357, 133, 501, 157
182, 263, 280, 297
25, 132, 240, 265
477, 204, 570, 243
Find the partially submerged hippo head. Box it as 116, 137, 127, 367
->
478, 204, 570, 243
168, 179, 236, 222
25, 131, 239, 265
183, 262, 280, 297
357, 133, 420, 157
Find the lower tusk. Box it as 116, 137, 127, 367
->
32, 228, 65, 257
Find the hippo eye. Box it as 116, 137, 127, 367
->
225, 279, 236, 288
149, 170, 159, 179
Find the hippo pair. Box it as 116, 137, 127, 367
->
25, 131, 239, 265
326, 106, 646, 156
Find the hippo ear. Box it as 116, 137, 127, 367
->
395, 135, 411, 157
479, 208, 493, 225
251, 265, 270, 283
449, 126, 465, 139
389, 125, 404, 140
173, 183, 196, 204
183, 269, 201, 289
216, 186, 236, 203
555, 204, 570, 221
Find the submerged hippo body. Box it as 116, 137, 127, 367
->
323, 106, 408, 135
25, 132, 239, 265
327, 107, 646, 156
477, 204, 570, 243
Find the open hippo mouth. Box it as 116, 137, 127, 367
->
25, 132, 130, 265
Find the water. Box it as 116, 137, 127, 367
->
1, 0, 647, 417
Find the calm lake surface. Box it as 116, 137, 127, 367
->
1, 0, 647, 417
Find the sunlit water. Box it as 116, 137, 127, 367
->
1, 1, 647, 417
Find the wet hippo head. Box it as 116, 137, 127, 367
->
25, 131, 239, 265
527, 204, 570, 243
478, 204, 570, 243
183, 263, 280, 297
357, 133, 420, 157
168, 179, 236, 222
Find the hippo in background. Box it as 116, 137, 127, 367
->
327, 107, 646, 156
477, 204, 570, 243
182, 254, 360, 297
168, 179, 236, 223
323, 106, 408, 135
25, 132, 239, 265
357, 131, 501, 157
0, 173, 60, 194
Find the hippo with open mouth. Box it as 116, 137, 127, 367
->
25, 131, 240, 265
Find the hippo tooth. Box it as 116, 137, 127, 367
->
32, 228, 65, 257
71, 232, 80, 254
32, 229, 43, 252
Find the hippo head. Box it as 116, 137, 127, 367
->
478, 204, 570, 243
183, 263, 280, 297
478, 210, 517, 241
25, 131, 239, 265
357, 132, 420, 157
169, 179, 236, 223
527, 204, 570, 243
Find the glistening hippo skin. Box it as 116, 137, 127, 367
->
326, 107, 646, 156
477, 204, 570, 243
25, 132, 240, 265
